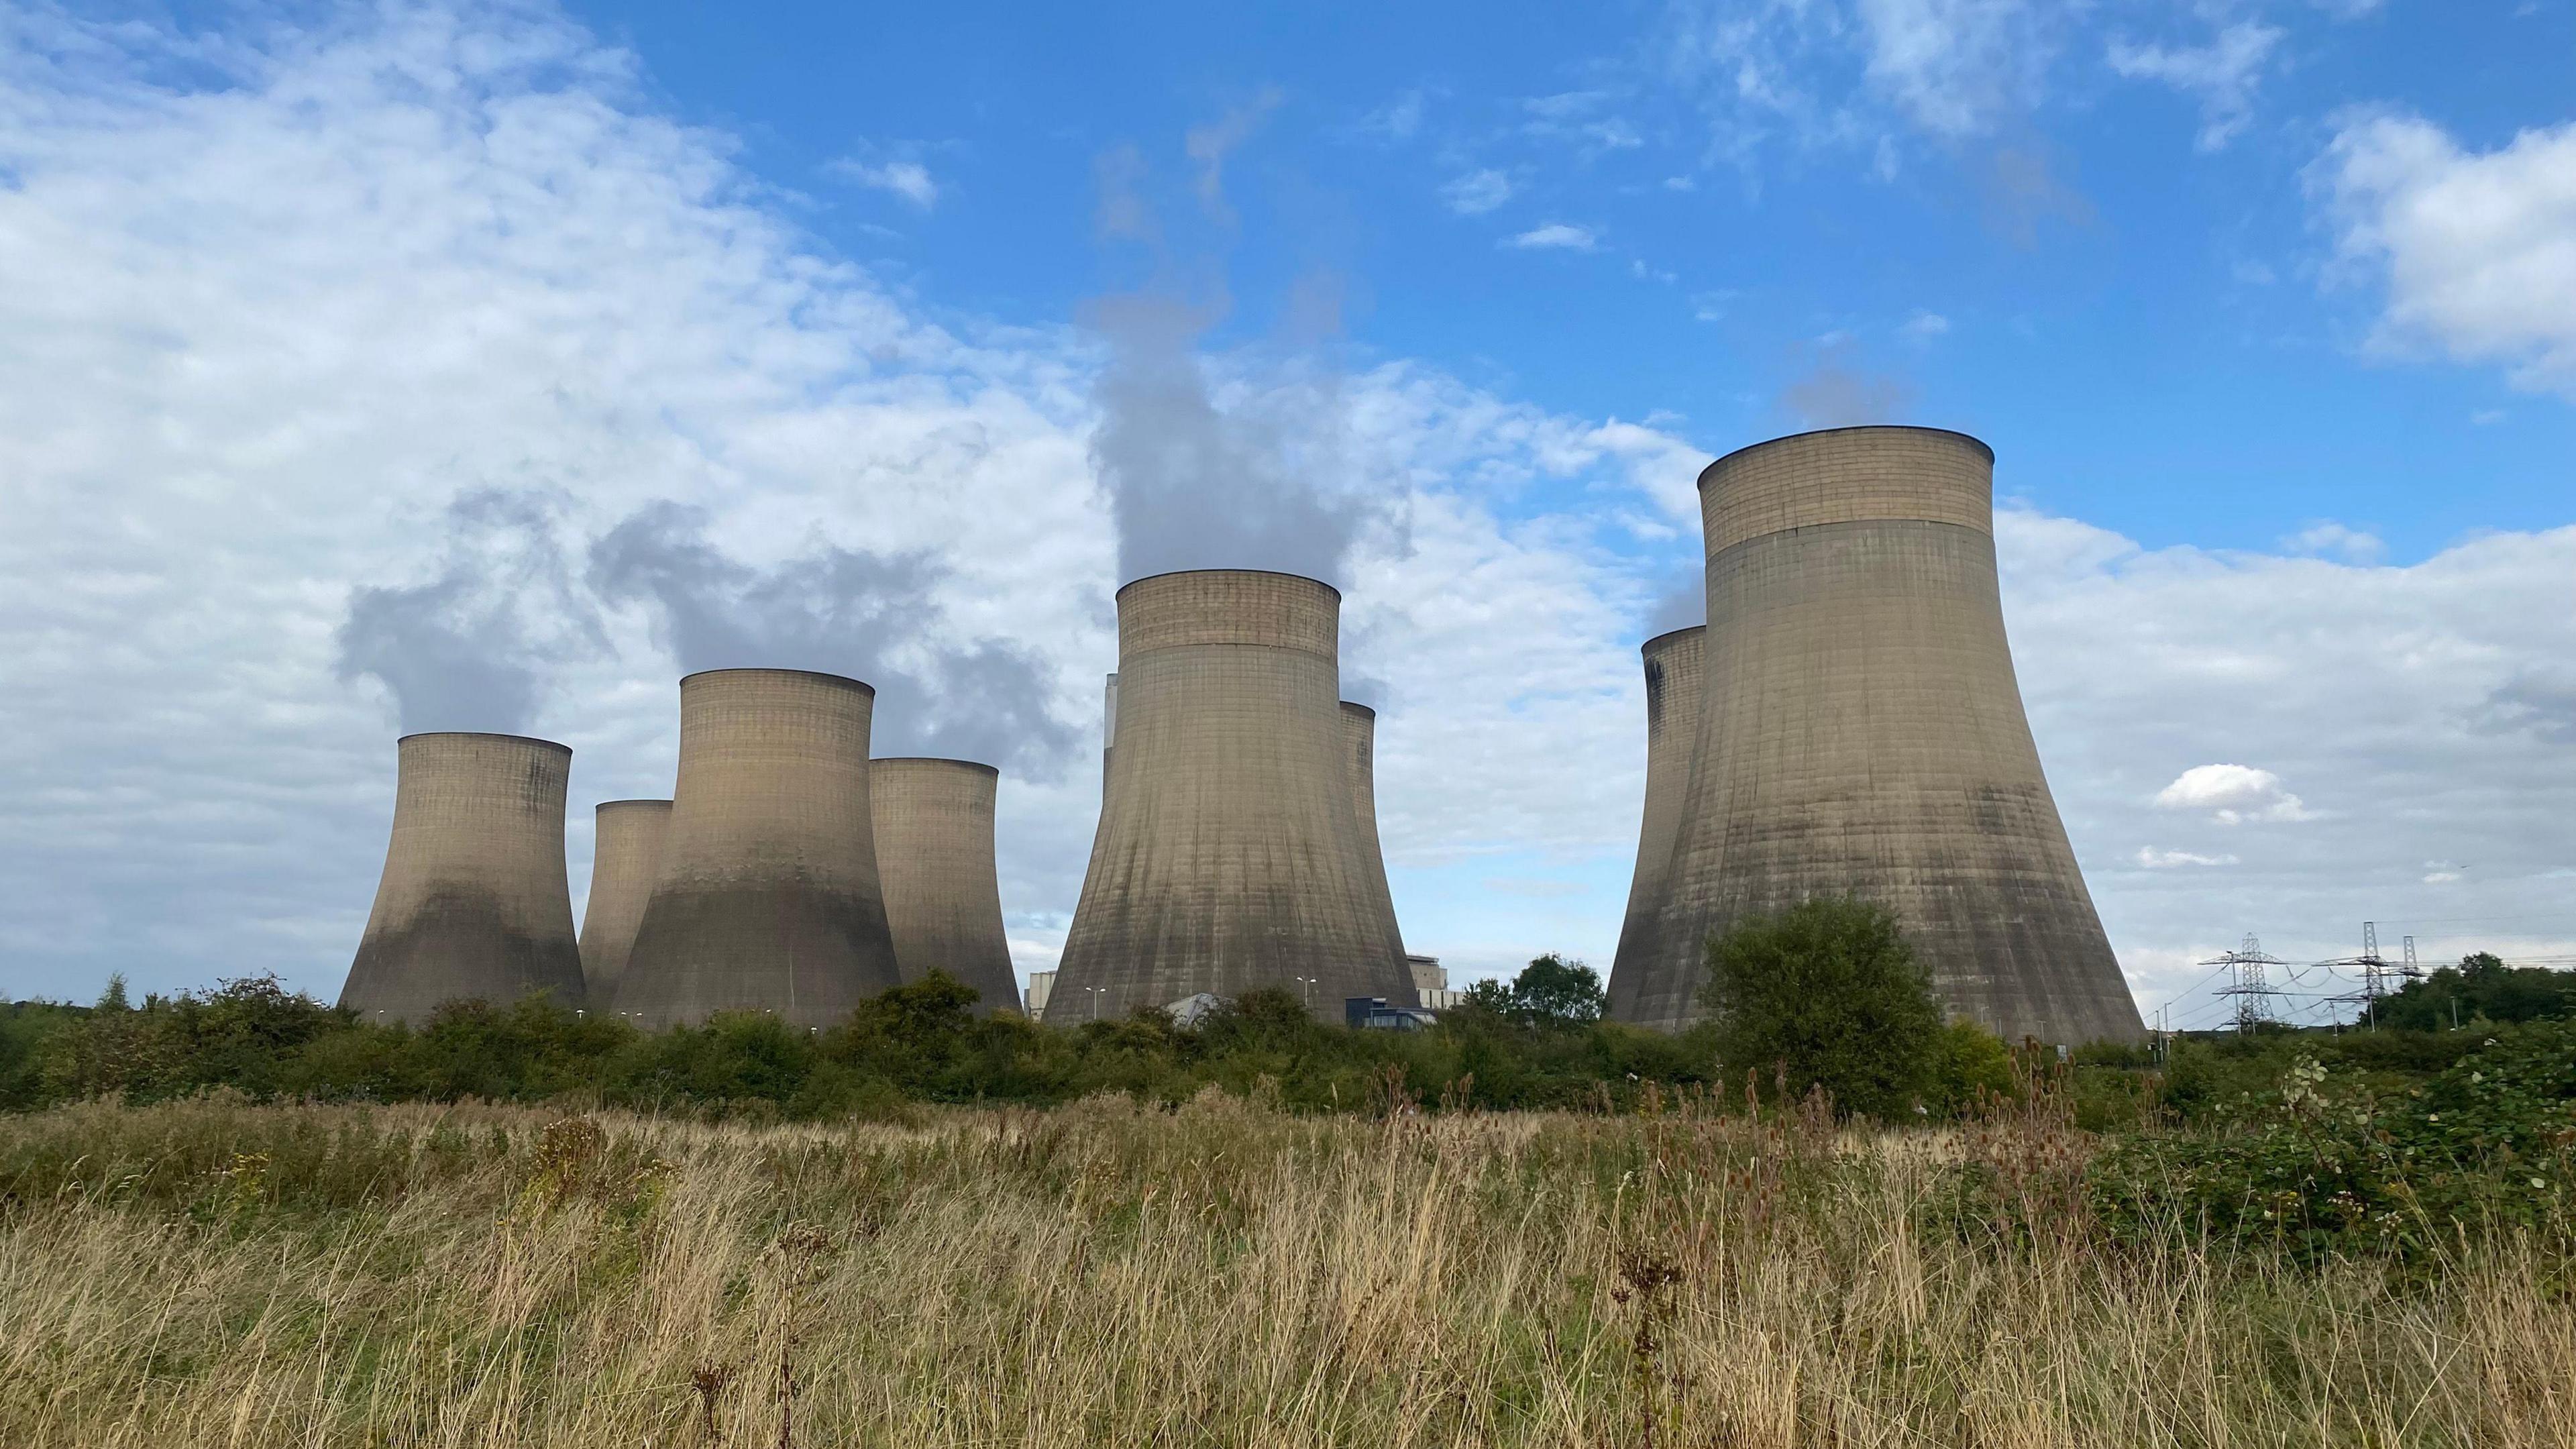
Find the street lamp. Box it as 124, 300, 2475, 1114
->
1087, 985, 1108, 1021
1293, 976, 1316, 1011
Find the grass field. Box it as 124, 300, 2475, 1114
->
0, 1090, 2567, 1447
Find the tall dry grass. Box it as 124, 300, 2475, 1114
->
0, 1089, 2565, 1446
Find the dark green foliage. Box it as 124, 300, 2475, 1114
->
2375, 952, 2576, 1031
1503, 954, 1606, 1025
2091, 1020, 2576, 1263
1701, 898, 1944, 1118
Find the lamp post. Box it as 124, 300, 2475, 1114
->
1087, 985, 1108, 1021
1293, 976, 1315, 1012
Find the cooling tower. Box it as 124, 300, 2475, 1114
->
1051, 570, 1415, 1022
1636, 427, 2145, 1045
1604, 627, 1705, 1028
869, 757, 1022, 1015
576, 799, 671, 1005
339, 733, 587, 1024
612, 669, 903, 1029
1338, 702, 1407, 960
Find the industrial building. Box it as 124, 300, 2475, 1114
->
1603, 627, 1706, 1029
869, 757, 1022, 1015
1051, 570, 1417, 1020
1338, 701, 1407, 965
1615, 427, 2145, 1046
612, 669, 905, 1029
339, 732, 588, 1024
576, 798, 670, 1004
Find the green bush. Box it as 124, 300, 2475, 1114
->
1700, 898, 1943, 1118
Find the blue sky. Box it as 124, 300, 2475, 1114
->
1, 0, 2571, 1025
555, 0, 2576, 555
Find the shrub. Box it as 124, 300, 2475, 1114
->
1700, 898, 1942, 1118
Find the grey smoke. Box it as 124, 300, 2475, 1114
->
1646, 572, 1705, 635
1089, 292, 1381, 587
588, 503, 1075, 775
335, 490, 600, 734
1778, 336, 1915, 428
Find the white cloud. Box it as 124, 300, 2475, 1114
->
2153, 764, 2318, 824
2283, 521, 2385, 564
1440, 167, 1514, 215
0, 2, 1709, 1003
1899, 309, 1950, 341
1856, 0, 2058, 140
2472, 407, 2506, 425
1521, 90, 1645, 152
2135, 848, 2240, 869
2422, 861, 2464, 885
2314, 112, 2576, 395
2106, 20, 2283, 152
830, 157, 938, 209
1505, 222, 1599, 250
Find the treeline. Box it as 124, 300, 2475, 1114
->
0, 959, 2023, 1121
5, 910, 2569, 1133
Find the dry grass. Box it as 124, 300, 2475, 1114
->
0, 1090, 2565, 1446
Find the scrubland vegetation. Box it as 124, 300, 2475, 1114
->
3, 917, 2571, 1444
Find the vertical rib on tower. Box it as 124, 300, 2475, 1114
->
870, 757, 1022, 1016
340, 733, 586, 1024
578, 800, 671, 1006
1052, 570, 1415, 1021
1338, 702, 1407, 961
1642, 427, 2144, 1046
1605, 627, 1705, 1029
612, 669, 902, 1029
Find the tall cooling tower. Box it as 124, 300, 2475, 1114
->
1638, 427, 2144, 1045
340, 733, 587, 1024
1604, 627, 1705, 1028
577, 800, 671, 1006
1338, 702, 1407, 960
869, 757, 1022, 1016
1051, 570, 1415, 1022
613, 669, 903, 1029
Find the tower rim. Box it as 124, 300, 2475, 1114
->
1114, 567, 1344, 603
1697, 425, 1994, 489
871, 756, 1002, 776
676, 667, 877, 694
394, 731, 571, 754
1641, 625, 1707, 653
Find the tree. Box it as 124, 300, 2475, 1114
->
1508, 954, 1605, 1026
1701, 898, 1942, 1118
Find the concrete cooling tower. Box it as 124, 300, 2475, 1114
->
612, 669, 904, 1029
340, 733, 588, 1025
576, 800, 671, 1006
1627, 427, 2144, 1046
1338, 702, 1407, 961
1603, 627, 1705, 1028
869, 757, 1022, 1016
1051, 570, 1415, 1022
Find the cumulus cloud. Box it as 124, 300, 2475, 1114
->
0, 3, 1718, 1000
2153, 764, 2318, 824
2107, 20, 2283, 152
1441, 168, 1515, 215
1505, 222, 1599, 250
1899, 309, 1950, 341
2314, 112, 2576, 394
